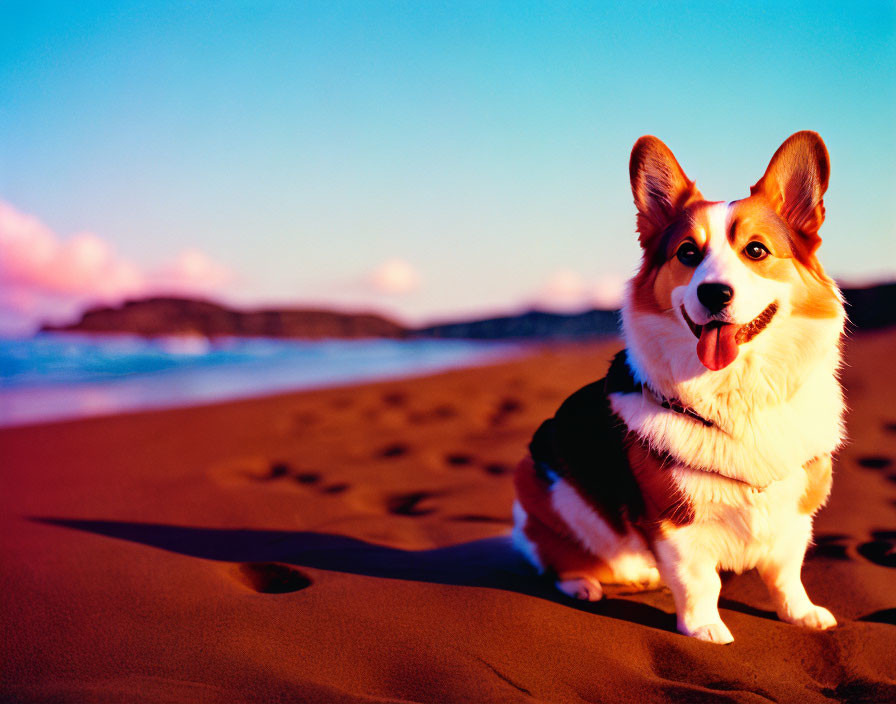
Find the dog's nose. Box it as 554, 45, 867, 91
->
697, 283, 734, 314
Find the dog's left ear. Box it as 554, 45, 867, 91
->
751, 131, 830, 254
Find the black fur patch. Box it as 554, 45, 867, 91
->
528, 351, 646, 535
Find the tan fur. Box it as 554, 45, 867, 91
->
623, 438, 694, 531
799, 454, 833, 515
513, 459, 658, 588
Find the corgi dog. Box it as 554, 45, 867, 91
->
513, 132, 845, 643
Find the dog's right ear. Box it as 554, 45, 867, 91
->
630, 136, 702, 247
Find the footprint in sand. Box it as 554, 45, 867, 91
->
381, 390, 408, 407
264, 462, 292, 480
859, 608, 896, 626
490, 397, 524, 426
445, 452, 474, 467
809, 533, 851, 561
377, 443, 410, 459
441, 453, 511, 477
241, 459, 302, 484
291, 411, 320, 433
808, 530, 896, 569
431, 404, 458, 419
234, 563, 312, 594
294, 471, 322, 485
407, 403, 459, 425
321, 483, 349, 494
211, 457, 353, 498
209, 456, 288, 487
856, 456, 894, 470
387, 491, 438, 516
483, 462, 510, 476
290, 470, 351, 496
451, 514, 512, 524
857, 530, 896, 568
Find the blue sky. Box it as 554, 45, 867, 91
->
1, 1, 894, 328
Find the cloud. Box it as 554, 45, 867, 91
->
0, 202, 142, 299
367, 258, 421, 295
589, 272, 628, 309
153, 248, 233, 292
0, 199, 234, 332
534, 269, 626, 311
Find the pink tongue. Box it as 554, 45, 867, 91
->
696, 323, 739, 371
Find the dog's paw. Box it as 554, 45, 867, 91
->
683, 621, 734, 644
556, 576, 604, 601
634, 566, 662, 589
786, 605, 837, 630
604, 553, 662, 589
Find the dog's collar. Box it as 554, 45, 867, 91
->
605, 350, 715, 428
604, 350, 775, 491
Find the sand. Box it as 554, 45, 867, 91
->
2, 332, 895, 703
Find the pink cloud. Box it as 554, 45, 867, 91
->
589, 272, 628, 309
534, 269, 627, 311
367, 258, 421, 295
152, 248, 234, 293
0, 199, 234, 333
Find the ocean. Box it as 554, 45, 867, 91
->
0, 334, 518, 427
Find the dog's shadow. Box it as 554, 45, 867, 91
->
33, 516, 681, 632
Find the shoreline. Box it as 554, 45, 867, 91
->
0, 336, 531, 429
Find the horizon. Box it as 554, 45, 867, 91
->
2, 2, 894, 335
25, 275, 896, 336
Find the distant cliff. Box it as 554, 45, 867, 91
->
40, 296, 625, 341
39, 282, 896, 340
40, 297, 408, 339
415, 308, 621, 340
842, 282, 896, 331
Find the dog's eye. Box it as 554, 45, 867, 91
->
743, 241, 770, 261
675, 242, 702, 267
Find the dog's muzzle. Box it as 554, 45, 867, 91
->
681, 302, 778, 344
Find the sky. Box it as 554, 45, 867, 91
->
1, 1, 894, 333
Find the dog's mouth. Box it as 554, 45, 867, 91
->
680, 302, 779, 371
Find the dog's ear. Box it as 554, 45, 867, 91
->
630, 136, 702, 247
751, 131, 829, 255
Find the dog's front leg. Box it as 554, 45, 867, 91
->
757, 515, 837, 630
655, 536, 733, 643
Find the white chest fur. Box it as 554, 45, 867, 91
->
610, 365, 843, 487
614, 305, 846, 487
661, 463, 810, 573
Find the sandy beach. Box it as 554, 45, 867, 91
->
2, 331, 895, 703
